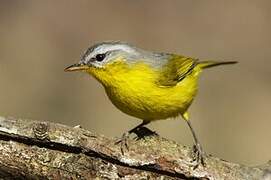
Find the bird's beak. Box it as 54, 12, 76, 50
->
64, 63, 89, 72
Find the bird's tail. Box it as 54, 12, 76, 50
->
198, 61, 238, 69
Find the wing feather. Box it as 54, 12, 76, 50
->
157, 54, 198, 86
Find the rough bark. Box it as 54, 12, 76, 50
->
0, 116, 270, 180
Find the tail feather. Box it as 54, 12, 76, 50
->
198, 61, 238, 69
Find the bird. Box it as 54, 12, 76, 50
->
65, 41, 237, 167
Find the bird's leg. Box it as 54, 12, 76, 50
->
185, 120, 205, 167
116, 120, 150, 154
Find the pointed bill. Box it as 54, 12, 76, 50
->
64, 63, 89, 72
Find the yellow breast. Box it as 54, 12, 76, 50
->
87, 60, 201, 121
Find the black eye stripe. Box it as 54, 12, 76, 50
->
96, 54, 106, 62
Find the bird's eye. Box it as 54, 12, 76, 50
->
95, 54, 106, 62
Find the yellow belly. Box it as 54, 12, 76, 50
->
107, 85, 197, 120
102, 66, 200, 121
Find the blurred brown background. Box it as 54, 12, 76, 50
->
0, 0, 270, 165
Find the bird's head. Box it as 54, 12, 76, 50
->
65, 42, 143, 82
65, 41, 141, 70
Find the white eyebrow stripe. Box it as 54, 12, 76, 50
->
94, 44, 137, 55
81, 44, 133, 65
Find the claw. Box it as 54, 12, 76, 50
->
191, 143, 205, 168
115, 122, 153, 155
115, 132, 130, 155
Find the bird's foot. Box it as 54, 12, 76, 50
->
190, 143, 206, 169
115, 126, 157, 154
133, 127, 158, 140
115, 132, 130, 155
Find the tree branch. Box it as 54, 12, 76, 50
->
0, 116, 269, 179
